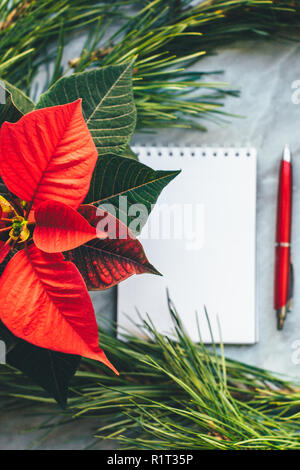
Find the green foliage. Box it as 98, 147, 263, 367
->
1, 301, 300, 449
85, 154, 180, 234
122, 146, 139, 161
0, 1, 129, 92
1, 0, 300, 130
0, 80, 34, 127
0, 321, 80, 408
36, 63, 137, 155
3, 0, 300, 130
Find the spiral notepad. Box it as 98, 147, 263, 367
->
118, 147, 257, 344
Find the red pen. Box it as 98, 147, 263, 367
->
274, 144, 293, 330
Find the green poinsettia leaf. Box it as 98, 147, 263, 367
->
122, 145, 139, 160
0, 321, 80, 408
0, 80, 34, 127
84, 154, 180, 234
36, 62, 136, 156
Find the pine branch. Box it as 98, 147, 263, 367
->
2, 1, 300, 130
45, 0, 300, 130
1, 303, 300, 450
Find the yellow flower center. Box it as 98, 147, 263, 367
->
9, 216, 30, 242
0, 196, 30, 243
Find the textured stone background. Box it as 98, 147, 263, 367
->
2, 36, 300, 449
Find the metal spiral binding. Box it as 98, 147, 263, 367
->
132, 144, 255, 159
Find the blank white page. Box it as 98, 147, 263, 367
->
118, 147, 257, 343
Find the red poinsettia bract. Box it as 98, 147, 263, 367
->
0, 100, 120, 373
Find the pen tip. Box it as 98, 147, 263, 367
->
283, 144, 291, 162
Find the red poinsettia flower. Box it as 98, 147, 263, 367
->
0, 99, 121, 372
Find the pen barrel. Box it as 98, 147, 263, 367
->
276, 160, 292, 243
274, 159, 292, 310
274, 245, 290, 309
